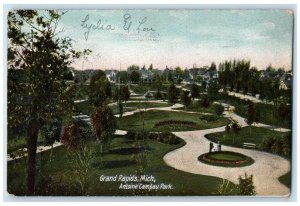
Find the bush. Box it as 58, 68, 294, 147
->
261, 136, 277, 152
215, 104, 224, 116
231, 121, 241, 133
238, 173, 256, 196
201, 96, 210, 108
225, 125, 231, 133
125, 131, 181, 145
154, 120, 196, 128
261, 135, 291, 158
61, 119, 92, 150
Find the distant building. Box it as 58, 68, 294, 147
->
140, 70, 154, 83
187, 66, 218, 86
105, 70, 118, 83
279, 73, 292, 90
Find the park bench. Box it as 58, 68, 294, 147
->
243, 142, 256, 149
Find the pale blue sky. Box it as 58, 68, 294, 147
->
56, 9, 293, 70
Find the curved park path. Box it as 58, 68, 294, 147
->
8, 100, 291, 196
163, 106, 291, 196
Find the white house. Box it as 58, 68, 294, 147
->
105, 70, 118, 83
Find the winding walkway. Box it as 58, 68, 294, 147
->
8, 101, 291, 196
164, 127, 290, 196
163, 108, 291, 196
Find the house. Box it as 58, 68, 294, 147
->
259, 70, 270, 80
105, 70, 118, 83
140, 69, 154, 83
188, 66, 218, 87
279, 73, 292, 90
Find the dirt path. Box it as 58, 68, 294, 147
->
163, 127, 290, 196
8, 102, 291, 196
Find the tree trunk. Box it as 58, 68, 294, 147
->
26, 118, 39, 195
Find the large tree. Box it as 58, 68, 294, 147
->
91, 106, 116, 153
180, 90, 191, 109
89, 70, 111, 107
190, 83, 199, 99
167, 83, 179, 103
7, 10, 89, 194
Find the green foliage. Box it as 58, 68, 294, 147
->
214, 104, 224, 116
127, 64, 140, 72
7, 10, 88, 193
129, 70, 141, 83
206, 126, 290, 157
113, 85, 130, 102
91, 106, 117, 146
42, 118, 63, 146
125, 131, 181, 145
154, 88, 162, 100
116, 71, 129, 83
120, 110, 230, 132
61, 119, 92, 150
118, 101, 123, 117
215, 179, 235, 195
207, 80, 220, 101
168, 83, 179, 103
200, 95, 210, 108
238, 173, 256, 196
89, 70, 111, 107
68, 146, 94, 194
260, 134, 291, 158
35, 176, 82, 195
246, 101, 255, 126
180, 90, 191, 108
190, 83, 199, 99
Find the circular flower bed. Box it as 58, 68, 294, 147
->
198, 151, 254, 167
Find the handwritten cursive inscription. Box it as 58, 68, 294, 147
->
81, 13, 158, 41
81, 14, 115, 40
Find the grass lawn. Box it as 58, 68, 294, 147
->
278, 171, 291, 189
75, 101, 172, 116
119, 110, 230, 132
219, 94, 291, 128
7, 134, 238, 196
176, 102, 220, 114
124, 102, 171, 108
74, 101, 94, 115
130, 84, 169, 95
8, 134, 46, 154
205, 126, 290, 151
109, 105, 137, 114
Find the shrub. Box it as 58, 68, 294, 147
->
201, 96, 210, 108
238, 173, 256, 195
260, 135, 291, 158
125, 131, 181, 145
260, 136, 277, 152
215, 104, 224, 116
231, 121, 241, 133
271, 138, 283, 154
225, 125, 231, 133
61, 119, 92, 150
154, 120, 196, 128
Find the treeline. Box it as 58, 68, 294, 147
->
218, 59, 291, 103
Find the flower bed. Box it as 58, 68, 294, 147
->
154, 120, 196, 128
198, 151, 254, 167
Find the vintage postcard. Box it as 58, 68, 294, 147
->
7, 9, 293, 196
